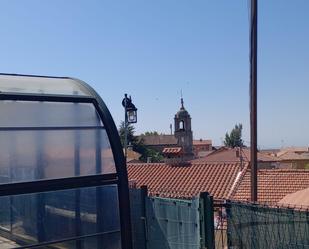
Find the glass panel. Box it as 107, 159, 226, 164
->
0, 129, 116, 184
0, 196, 10, 230
0, 101, 103, 127
0, 185, 121, 249
0, 75, 90, 96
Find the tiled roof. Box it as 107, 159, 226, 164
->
193, 139, 212, 146
278, 187, 309, 207
162, 147, 182, 154
192, 147, 279, 163
127, 162, 247, 199
125, 149, 141, 162
139, 135, 177, 146
280, 147, 309, 153
196, 151, 214, 158
243, 149, 279, 162
276, 151, 309, 161
231, 169, 309, 204
260, 149, 281, 155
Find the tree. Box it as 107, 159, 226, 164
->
141, 131, 159, 136
118, 122, 164, 162
224, 123, 244, 148
118, 121, 138, 147
133, 141, 164, 163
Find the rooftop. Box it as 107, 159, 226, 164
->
139, 134, 177, 146
162, 147, 182, 155
278, 187, 309, 206
125, 149, 142, 163
192, 147, 279, 163
276, 151, 309, 161
127, 162, 247, 199
261, 147, 309, 160
193, 139, 212, 146
232, 169, 309, 204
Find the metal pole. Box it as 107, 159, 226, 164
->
124, 94, 128, 161
250, 0, 258, 202
140, 185, 148, 249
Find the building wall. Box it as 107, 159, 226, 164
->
278, 160, 309, 169
193, 144, 212, 156
258, 162, 277, 169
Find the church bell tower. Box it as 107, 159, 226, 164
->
174, 97, 193, 159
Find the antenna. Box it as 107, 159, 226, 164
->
281, 139, 284, 149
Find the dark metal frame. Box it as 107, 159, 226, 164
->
5, 230, 121, 249
0, 174, 118, 197
0, 73, 133, 249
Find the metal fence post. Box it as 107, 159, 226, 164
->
141, 185, 148, 249
225, 200, 234, 249
200, 192, 215, 249
199, 194, 206, 248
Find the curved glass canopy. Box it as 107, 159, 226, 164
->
0, 74, 132, 249
0, 74, 90, 95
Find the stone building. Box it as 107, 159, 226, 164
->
139, 98, 212, 160
173, 97, 194, 159
138, 134, 177, 153
193, 139, 213, 157
161, 98, 195, 165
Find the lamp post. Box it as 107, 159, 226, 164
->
122, 94, 137, 161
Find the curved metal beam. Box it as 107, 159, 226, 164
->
73, 78, 133, 249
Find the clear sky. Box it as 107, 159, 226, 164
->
0, 1, 308, 148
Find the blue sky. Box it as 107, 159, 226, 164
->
0, 1, 308, 148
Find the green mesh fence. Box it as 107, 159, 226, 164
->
227, 201, 309, 249
129, 188, 205, 249
130, 188, 147, 249
146, 196, 201, 249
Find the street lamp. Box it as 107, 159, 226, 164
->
122, 94, 138, 161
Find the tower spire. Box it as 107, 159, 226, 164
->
180, 90, 184, 109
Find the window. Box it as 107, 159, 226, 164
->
179, 120, 185, 130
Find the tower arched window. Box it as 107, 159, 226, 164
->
179, 120, 185, 130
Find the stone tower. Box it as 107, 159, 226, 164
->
174, 98, 194, 159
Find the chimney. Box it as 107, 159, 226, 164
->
236, 148, 240, 158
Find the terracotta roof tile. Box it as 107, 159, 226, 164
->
127, 162, 248, 199
162, 147, 182, 154
277, 151, 309, 161
193, 139, 212, 146
192, 147, 279, 163
124, 149, 141, 162
231, 169, 309, 204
